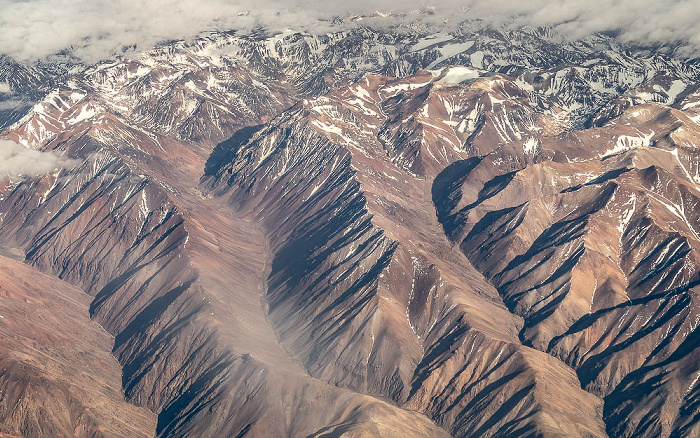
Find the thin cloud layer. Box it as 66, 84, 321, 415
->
463, 0, 700, 54
0, 139, 77, 179
0, 0, 699, 63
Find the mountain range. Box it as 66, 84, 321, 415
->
0, 25, 699, 437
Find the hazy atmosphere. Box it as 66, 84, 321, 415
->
1, 0, 700, 62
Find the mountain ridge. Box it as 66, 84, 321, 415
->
0, 26, 699, 437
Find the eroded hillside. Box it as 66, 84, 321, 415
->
1, 27, 699, 437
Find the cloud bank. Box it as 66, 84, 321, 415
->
0, 139, 77, 179
0, 0, 699, 63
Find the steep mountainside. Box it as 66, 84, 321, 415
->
0, 26, 699, 437
0, 253, 156, 438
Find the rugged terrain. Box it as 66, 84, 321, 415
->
0, 24, 699, 437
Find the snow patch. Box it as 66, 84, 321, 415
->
67, 104, 97, 125
603, 131, 654, 157
410, 33, 452, 52
381, 81, 431, 97
523, 137, 540, 155
470, 51, 484, 68
437, 66, 480, 84
427, 42, 475, 69
666, 80, 687, 102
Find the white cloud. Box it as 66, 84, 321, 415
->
0, 100, 25, 110
0, 1, 699, 63
462, 0, 700, 55
0, 139, 78, 179
0, 83, 11, 94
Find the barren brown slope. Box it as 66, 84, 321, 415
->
1, 28, 700, 437
204, 66, 700, 437
0, 63, 451, 438
436, 100, 700, 437
0, 254, 156, 438
204, 68, 609, 438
